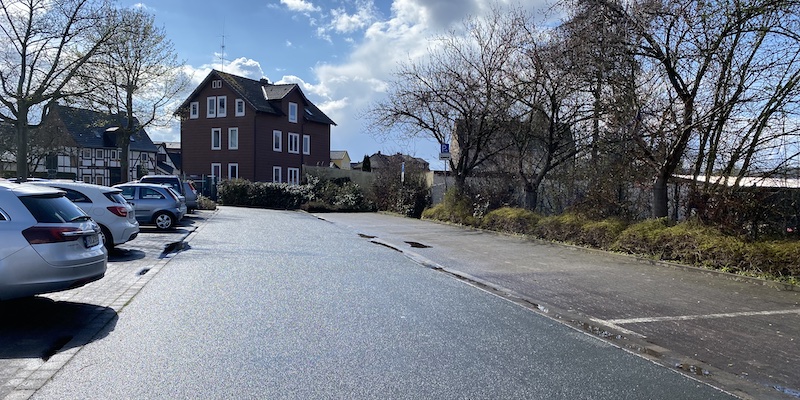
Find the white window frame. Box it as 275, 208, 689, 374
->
273, 166, 282, 183
228, 163, 239, 180
96, 149, 103, 158
288, 167, 300, 185
95, 175, 103, 186
190, 102, 199, 119
235, 99, 245, 117
212, 80, 223, 89
211, 128, 222, 150
273, 130, 282, 152
288, 102, 298, 123
211, 163, 221, 179
83, 175, 91, 183
217, 96, 227, 118
110, 149, 118, 160
82, 149, 91, 159
288, 133, 300, 154
302, 135, 311, 155
228, 127, 238, 150
207, 96, 217, 118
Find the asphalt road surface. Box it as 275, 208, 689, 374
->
31, 207, 733, 399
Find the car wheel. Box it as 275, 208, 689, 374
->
100, 226, 115, 251
153, 212, 175, 230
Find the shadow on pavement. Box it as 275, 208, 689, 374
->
0, 297, 118, 360
107, 248, 146, 262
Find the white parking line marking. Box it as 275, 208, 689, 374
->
588, 319, 647, 338
607, 309, 800, 325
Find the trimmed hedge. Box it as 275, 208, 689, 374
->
217, 179, 312, 209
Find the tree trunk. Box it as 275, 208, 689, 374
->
523, 182, 538, 211
15, 104, 29, 181
653, 173, 669, 219
119, 134, 131, 183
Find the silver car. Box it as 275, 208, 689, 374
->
115, 183, 186, 230
0, 180, 107, 301
29, 180, 139, 250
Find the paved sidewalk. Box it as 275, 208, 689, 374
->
316, 212, 800, 400
0, 210, 215, 400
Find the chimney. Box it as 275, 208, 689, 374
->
260, 78, 269, 85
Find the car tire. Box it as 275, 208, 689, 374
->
100, 226, 115, 251
153, 211, 175, 230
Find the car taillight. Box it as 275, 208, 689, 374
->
107, 206, 128, 217
22, 227, 82, 244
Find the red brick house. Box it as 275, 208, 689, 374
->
177, 70, 335, 184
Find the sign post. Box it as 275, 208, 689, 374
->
439, 143, 451, 192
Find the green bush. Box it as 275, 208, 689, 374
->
612, 218, 673, 256
534, 213, 590, 243
481, 207, 540, 235
196, 195, 217, 210
422, 189, 478, 227
217, 179, 311, 209
578, 218, 628, 248
306, 175, 374, 212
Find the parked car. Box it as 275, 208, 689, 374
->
183, 181, 198, 212
114, 183, 186, 230
139, 175, 184, 196
0, 181, 107, 301
28, 180, 139, 251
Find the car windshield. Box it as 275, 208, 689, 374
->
19, 194, 88, 223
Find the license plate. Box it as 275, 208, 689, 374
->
84, 234, 100, 248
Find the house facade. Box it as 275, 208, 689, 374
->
178, 70, 335, 185
330, 150, 351, 170
0, 105, 158, 185
155, 141, 182, 176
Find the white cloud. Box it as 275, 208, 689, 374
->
329, 3, 378, 33
131, 3, 154, 11
280, 0, 320, 13
181, 57, 265, 88
293, 0, 558, 162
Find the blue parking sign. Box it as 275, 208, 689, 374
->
441, 143, 450, 153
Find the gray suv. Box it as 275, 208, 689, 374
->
115, 183, 186, 230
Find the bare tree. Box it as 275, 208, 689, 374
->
367, 7, 523, 193
560, 0, 645, 218
590, 0, 800, 219
0, 0, 114, 181
78, 7, 187, 183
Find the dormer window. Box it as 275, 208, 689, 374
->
289, 102, 298, 123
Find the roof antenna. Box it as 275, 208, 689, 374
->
219, 19, 226, 72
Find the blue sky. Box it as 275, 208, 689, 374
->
122, 0, 551, 167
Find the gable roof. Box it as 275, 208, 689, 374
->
330, 150, 349, 161
52, 105, 157, 152
179, 69, 336, 126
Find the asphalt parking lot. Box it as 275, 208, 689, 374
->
0, 210, 213, 400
